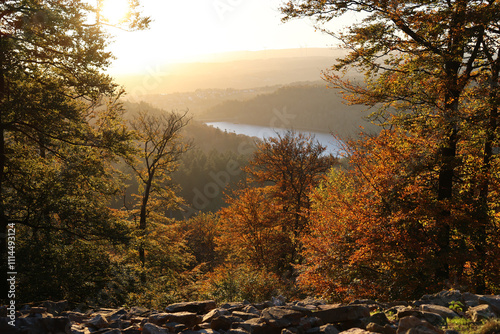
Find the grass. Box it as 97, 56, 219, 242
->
446, 318, 500, 334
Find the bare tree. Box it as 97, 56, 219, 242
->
128, 110, 190, 269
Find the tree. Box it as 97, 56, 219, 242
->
245, 131, 338, 260
0, 0, 147, 302
218, 131, 337, 276
127, 110, 190, 270
281, 0, 500, 290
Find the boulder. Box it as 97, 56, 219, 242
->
341, 328, 377, 334
417, 291, 462, 307
41, 301, 68, 316
479, 295, 500, 315
397, 310, 445, 327
397, 316, 443, 334
202, 308, 230, 323
85, 314, 109, 329
262, 306, 306, 328
166, 300, 217, 314
314, 305, 371, 324
465, 304, 497, 322
419, 305, 459, 319
307, 324, 340, 334
366, 322, 397, 334
142, 323, 170, 334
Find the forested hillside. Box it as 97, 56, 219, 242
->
199, 83, 378, 137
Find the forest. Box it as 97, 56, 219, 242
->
1, 0, 500, 310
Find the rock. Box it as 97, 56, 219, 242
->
226, 329, 251, 334
101, 330, 121, 334
166, 300, 217, 314
462, 293, 480, 308
314, 305, 371, 324
419, 305, 459, 319
397, 316, 443, 334
232, 310, 260, 320
418, 291, 462, 307
30, 307, 47, 314
142, 323, 170, 334
202, 308, 230, 323
366, 323, 397, 334
341, 328, 377, 334
122, 324, 142, 334
167, 311, 203, 328
479, 295, 500, 315
108, 308, 127, 321
85, 314, 109, 329
262, 306, 306, 328
70, 324, 91, 334
465, 304, 497, 322
238, 317, 277, 334
241, 304, 261, 316
65, 311, 88, 323
210, 315, 242, 331
128, 306, 150, 317
307, 324, 340, 334
366, 313, 391, 326
41, 300, 69, 316
397, 310, 445, 327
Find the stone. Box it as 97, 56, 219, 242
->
85, 314, 109, 329
366, 313, 391, 326
128, 306, 151, 317
41, 300, 69, 315
465, 304, 497, 322
397, 316, 443, 334
314, 305, 371, 324
166, 300, 217, 314
366, 323, 397, 334
238, 317, 277, 334
341, 328, 377, 334
418, 291, 462, 307
307, 324, 340, 334
479, 295, 500, 315
226, 330, 251, 334
232, 311, 260, 320
262, 306, 306, 328
462, 293, 479, 307
167, 311, 203, 328
419, 305, 459, 319
202, 308, 230, 323
122, 324, 142, 334
142, 323, 170, 334
241, 304, 261, 316
397, 310, 445, 327
210, 315, 242, 331
70, 324, 91, 334
30, 307, 47, 314
101, 330, 121, 334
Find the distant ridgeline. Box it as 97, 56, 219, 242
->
198, 83, 379, 138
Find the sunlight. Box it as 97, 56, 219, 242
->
99, 0, 130, 24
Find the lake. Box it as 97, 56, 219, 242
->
205, 121, 343, 155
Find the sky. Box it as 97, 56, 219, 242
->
102, 0, 360, 75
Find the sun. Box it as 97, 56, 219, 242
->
99, 0, 130, 24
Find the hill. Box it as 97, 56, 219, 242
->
115, 48, 349, 95
198, 82, 378, 138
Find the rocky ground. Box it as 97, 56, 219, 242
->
1, 290, 500, 334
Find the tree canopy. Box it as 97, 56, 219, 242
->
282, 0, 500, 295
